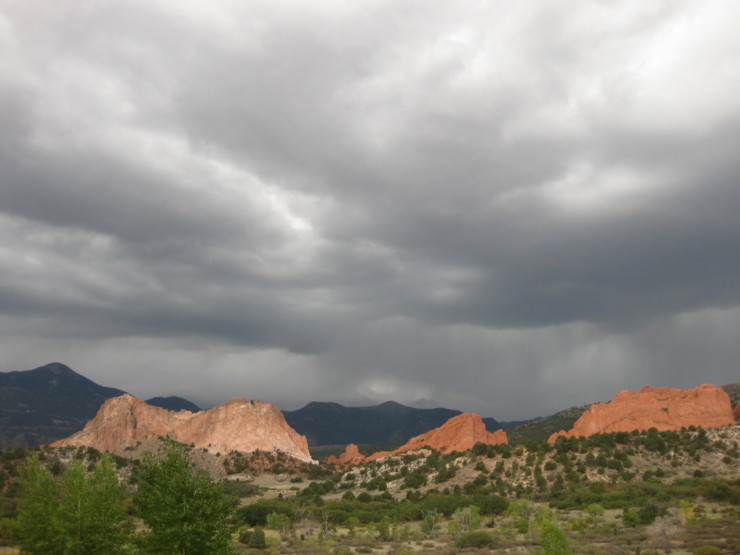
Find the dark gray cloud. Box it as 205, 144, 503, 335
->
1, 1, 739, 419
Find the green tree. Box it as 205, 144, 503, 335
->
346, 515, 360, 538
375, 515, 393, 541
15, 454, 131, 555
420, 509, 440, 537
622, 508, 640, 528
584, 503, 605, 518
506, 499, 536, 542
135, 442, 237, 554
15, 455, 63, 554
247, 527, 266, 549
538, 520, 572, 555
58, 456, 131, 554
451, 505, 482, 534
266, 511, 292, 539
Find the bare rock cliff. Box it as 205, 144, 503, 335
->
549, 384, 735, 443
52, 394, 314, 463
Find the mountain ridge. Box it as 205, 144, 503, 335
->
0, 362, 127, 449
0, 363, 202, 449
283, 400, 501, 447
2, 362, 738, 450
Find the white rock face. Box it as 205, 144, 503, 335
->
53, 394, 314, 463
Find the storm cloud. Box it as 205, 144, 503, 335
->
1, 1, 739, 419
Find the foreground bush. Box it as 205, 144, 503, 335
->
247, 527, 266, 549
539, 520, 572, 555
456, 530, 495, 548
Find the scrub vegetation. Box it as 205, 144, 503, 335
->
0, 426, 737, 553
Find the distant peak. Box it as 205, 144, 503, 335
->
409, 398, 442, 409
304, 401, 343, 409
38, 362, 76, 375
145, 396, 201, 412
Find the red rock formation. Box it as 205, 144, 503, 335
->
364, 413, 508, 462
734, 402, 740, 420
52, 394, 314, 463
327, 444, 365, 466
548, 384, 735, 443
396, 413, 508, 454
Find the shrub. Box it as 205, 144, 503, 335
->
422, 494, 465, 517
472, 493, 508, 515
222, 480, 260, 497
404, 472, 425, 489
539, 520, 571, 554
248, 527, 266, 549
456, 530, 495, 548
693, 546, 721, 554
266, 511, 292, 539
238, 528, 252, 544
237, 499, 294, 526
584, 503, 605, 518
622, 508, 640, 528
420, 509, 440, 537
451, 505, 482, 534
638, 504, 661, 525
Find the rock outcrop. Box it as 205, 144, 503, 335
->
387, 412, 508, 455
549, 384, 736, 443
327, 444, 365, 466
734, 402, 740, 420
52, 394, 314, 463
330, 413, 508, 465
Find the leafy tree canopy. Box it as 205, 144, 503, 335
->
134, 441, 237, 554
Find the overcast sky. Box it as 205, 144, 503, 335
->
1, 1, 739, 420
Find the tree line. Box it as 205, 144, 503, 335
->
14, 442, 236, 554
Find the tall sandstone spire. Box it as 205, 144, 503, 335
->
52, 394, 314, 463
